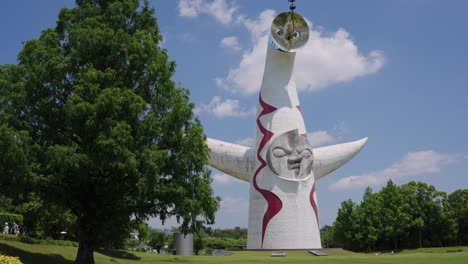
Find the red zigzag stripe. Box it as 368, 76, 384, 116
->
310, 183, 319, 226
253, 95, 282, 246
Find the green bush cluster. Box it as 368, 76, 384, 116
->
0, 233, 77, 247
446, 249, 463, 253
203, 236, 246, 250
0, 234, 18, 242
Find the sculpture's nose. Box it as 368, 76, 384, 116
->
288, 152, 303, 164
288, 152, 303, 174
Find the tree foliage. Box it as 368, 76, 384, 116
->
447, 189, 468, 245
0, 0, 219, 263
328, 180, 467, 251
147, 228, 167, 253
200, 227, 247, 252
212, 226, 247, 239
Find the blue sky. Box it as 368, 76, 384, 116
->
1, 0, 468, 229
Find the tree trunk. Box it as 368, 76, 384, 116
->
418, 228, 422, 248
75, 233, 95, 264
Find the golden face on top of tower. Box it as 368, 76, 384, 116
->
271, 12, 309, 52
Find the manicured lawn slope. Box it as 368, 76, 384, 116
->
1, 240, 468, 264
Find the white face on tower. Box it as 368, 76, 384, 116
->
266, 129, 313, 181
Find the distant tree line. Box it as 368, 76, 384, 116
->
124, 225, 247, 255
200, 226, 247, 252
321, 180, 468, 252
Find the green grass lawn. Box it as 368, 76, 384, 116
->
1, 240, 468, 264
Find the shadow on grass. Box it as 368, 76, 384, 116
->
0, 243, 73, 264
95, 248, 141, 260
157, 257, 188, 262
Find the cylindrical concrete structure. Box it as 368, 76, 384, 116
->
173, 233, 193, 256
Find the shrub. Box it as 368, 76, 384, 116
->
0, 255, 23, 264
0, 233, 77, 247
446, 249, 463, 253
0, 234, 20, 242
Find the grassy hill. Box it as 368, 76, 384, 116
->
1, 240, 468, 264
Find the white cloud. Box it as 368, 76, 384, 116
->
235, 137, 254, 146
220, 36, 241, 51
180, 32, 193, 41
178, 0, 237, 25
238, 9, 276, 41
329, 150, 461, 191
308, 130, 338, 147
220, 197, 249, 213
178, 0, 201, 17
195, 96, 255, 118
295, 30, 385, 92
217, 35, 270, 95
216, 10, 385, 95
212, 173, 242, 185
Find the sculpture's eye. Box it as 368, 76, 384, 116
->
300, 149, 312, 159
277, 29, 284, 36
273, 147, 288, 158
293, 31, 300, 38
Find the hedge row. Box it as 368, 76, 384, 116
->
0, 233, 78, 247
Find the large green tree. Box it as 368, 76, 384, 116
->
0, 0, 219, 263
379, 180, 411, 249
332, 199, 358, 250
0, 77, 73, 240
447, 189, 468, 245
355, 187, 382, 251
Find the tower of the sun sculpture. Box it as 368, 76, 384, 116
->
206, 10, 367, 249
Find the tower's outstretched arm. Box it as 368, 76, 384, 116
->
207, 137, 368, 183
312, 137, 368, 181
206, 138, 255, 182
